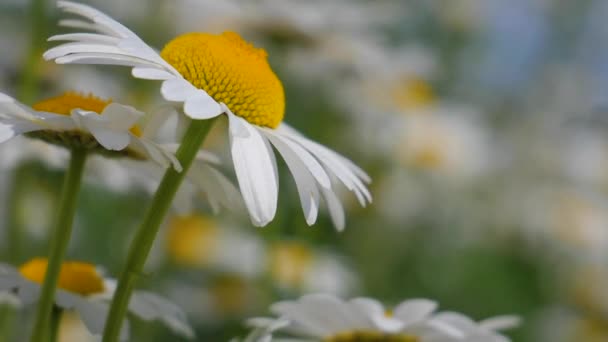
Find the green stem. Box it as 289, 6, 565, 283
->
0, 305, 15, 342
102, 119, 215, 342
29, 149, 87, 342
5, 164, 28, 264
19, 0, 47, 104
48, 308, 61, 342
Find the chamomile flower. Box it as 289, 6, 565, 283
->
44, 1, 371, 230
0, 258, 194, 341
0, 91, 180, 170
248, 294, 519, 342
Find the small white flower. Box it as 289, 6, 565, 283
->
0, 92, 180, 170
246, 293, 519, 342
44, 1, 371, 230
0, 259, 194, 341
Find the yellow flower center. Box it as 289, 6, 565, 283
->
32, 92, 142, 136
269, 242, 313, 289
160, 31, 285, 128
324, 331, 419, 342
166, 215, 218, 266
392, 79, 434, 111
19, 258, 105, 296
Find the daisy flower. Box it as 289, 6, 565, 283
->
247, 293, 519, 342
0, 91, 179, 170
44, 1, 371, 230
0, 258, 194, 340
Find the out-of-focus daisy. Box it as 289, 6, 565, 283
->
45, 1, 371, 230
396, 106, 490, 179
268, 241, 358, 295
165, 214, 265, 277
0, 258, 194, 340
0, 91, 179, 170
168, 274, 262, 324
248, 293, 519, 342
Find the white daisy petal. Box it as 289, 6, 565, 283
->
44, 43, 129, 61
228, 113, 278, 226
48, 32, 122, 44
271, 302, 331, 338
183, 92, 223, 119
393, 299, 438, 326
132, 67, 175, 80
58, 19, 114, 34
129, 291, 194, 339
263, 128, 331, 188
479, 315, 521, 331
279, 127, 371, 206
160, 78, 198, 102
57, 1, 135, 38
261, 130, 320, 225
55, 53, 161, 67
321, 188, 345, 231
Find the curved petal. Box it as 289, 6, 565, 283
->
261, 129, 320, 225
227, 112, 278, 226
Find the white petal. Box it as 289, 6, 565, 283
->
48, 32, 122, 44
261, 130, 320, 225
58, 19, 114, 35
98, 103, 143, 130
129, 291, 195, 339
280, 128, 371, 206
321, 188, 345, 231
55, 53, 161, 67
57, 1, 135, 38
132, 67, 175, 80
393, 299, 438, 326
479, 315, 521, 332
264, 129, 331, 188
183, 91, 223, 120
160, 78, 199, 102
76, 298, 130, 341
0, 122, 40, 143
270, 302, 331, 338
44, 42, 128, 60
228, 113, 278, 226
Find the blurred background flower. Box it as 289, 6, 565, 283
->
1, 0, 607, 341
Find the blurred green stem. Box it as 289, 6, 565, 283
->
29, 149, 87, 342
102, 118, 216, 342
5, 165, 29, 264
48, 308, 61, 342
0, 305, 15, 342
19, 0, 47, 104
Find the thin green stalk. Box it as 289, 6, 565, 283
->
0, 305, 15, 342
29, 149, 87, 342
102, 119, 216, 342
5, 164, 29, 264
19, 0, 47, 104
48, 308, 61, 342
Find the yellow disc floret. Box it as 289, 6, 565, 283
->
160, 31, 285, 128
33, 92, 142, 137
19, 258, 105, 296
33, 92, 111, 115
324, 331, 419, 342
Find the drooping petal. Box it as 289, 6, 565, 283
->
261, 129, 320, 225
227, 112, 278, 226
321, 188, 345, 231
